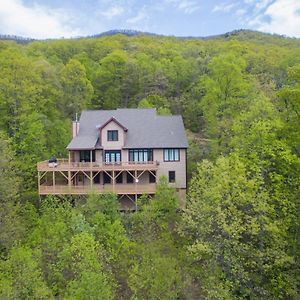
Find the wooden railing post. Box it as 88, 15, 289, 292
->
135, 169, 138, 210
38, 171, 40, 195
112, 169, 115, 193
90, 150, 93, 190
68, 151, 71, 190
53, 171, 55, 193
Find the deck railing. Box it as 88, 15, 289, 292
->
39, 183, 157, 195
37, 159, 159, 171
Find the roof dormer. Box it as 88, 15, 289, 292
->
97, 117, 127, 149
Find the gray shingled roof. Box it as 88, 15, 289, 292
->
67, 108, 188, 150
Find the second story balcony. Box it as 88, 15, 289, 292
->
37, 159, 159, 172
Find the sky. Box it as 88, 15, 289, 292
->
0, 0, 300, 39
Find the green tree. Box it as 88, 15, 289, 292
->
0, 246, 53, 299
128, 246, 181, 300
137, 98, 155, 108
180, 155, 297, 298
200, 53, 252, 156
14, 112, 48, 191
278, 64, 300, 155
0, 49, 48, 137
59, 232, 115, 299
60, 58, 93, 117
93, 50, 128, 109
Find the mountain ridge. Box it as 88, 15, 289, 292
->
0, 29, 299, 44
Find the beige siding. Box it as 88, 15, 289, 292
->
101, 122, 125, 149
73, 151, 79, 162
155, 149, 186, 189
68, 147, 186, 190
122, 149, 129, 162
96, 150, 102, 162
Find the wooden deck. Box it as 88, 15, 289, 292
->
39, 183, 157, 195
37, 159, 159, 196
37, 159, 159, 172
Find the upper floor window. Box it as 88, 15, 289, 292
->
163, 149, 180, 162
129, 149, 153, 162
107, 130, 118, 141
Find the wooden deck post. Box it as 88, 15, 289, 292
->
52, 171, 55, 193
90, 150, 93, 190
38, 171, 40, 195
112, 170, 115, 193
90, 150, 92, 168
68, 151, 71, 190
135, 169, 138, 210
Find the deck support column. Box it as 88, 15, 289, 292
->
52, 171, 55, 193
112, 170, 115, 193
90, 171, 93, 189
68, 151, 71, 190
90, 150, 93, 190
135, 169, 138, 211
38, 171, 40, 195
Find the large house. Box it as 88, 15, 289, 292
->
37, 108, 188, 209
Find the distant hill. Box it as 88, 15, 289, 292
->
1, 29, 299, 45
0, 34, 35, 44
85, 29, 161, 38
206, 29, 300, 45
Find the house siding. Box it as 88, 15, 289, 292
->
101, 121, 125, 149
70, 148, 186, 189
96, 150, 102, 162
154, 148, 186, 189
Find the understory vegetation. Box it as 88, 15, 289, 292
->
0, 31, 299, 298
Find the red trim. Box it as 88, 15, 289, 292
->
99, 117, 128, 131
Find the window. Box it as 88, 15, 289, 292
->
129, 149, 153, 162
127, 172, 134, 183
80, 150, 95, 162
107, 130, 118, 141
168, 171, 176, 183
105, 151, 121, 164
149, 172, 156, 183
164, 149, 180, 162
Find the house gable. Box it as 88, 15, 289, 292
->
98, 117, 127, 149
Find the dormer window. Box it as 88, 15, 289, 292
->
107, 130, 118, 141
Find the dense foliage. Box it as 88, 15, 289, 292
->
0, 32, 299, 298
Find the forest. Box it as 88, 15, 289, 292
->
0, 30, 299, 299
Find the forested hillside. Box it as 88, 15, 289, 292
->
0, 32, 299, 299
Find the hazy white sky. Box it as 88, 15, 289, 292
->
0, 0, 299, 39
